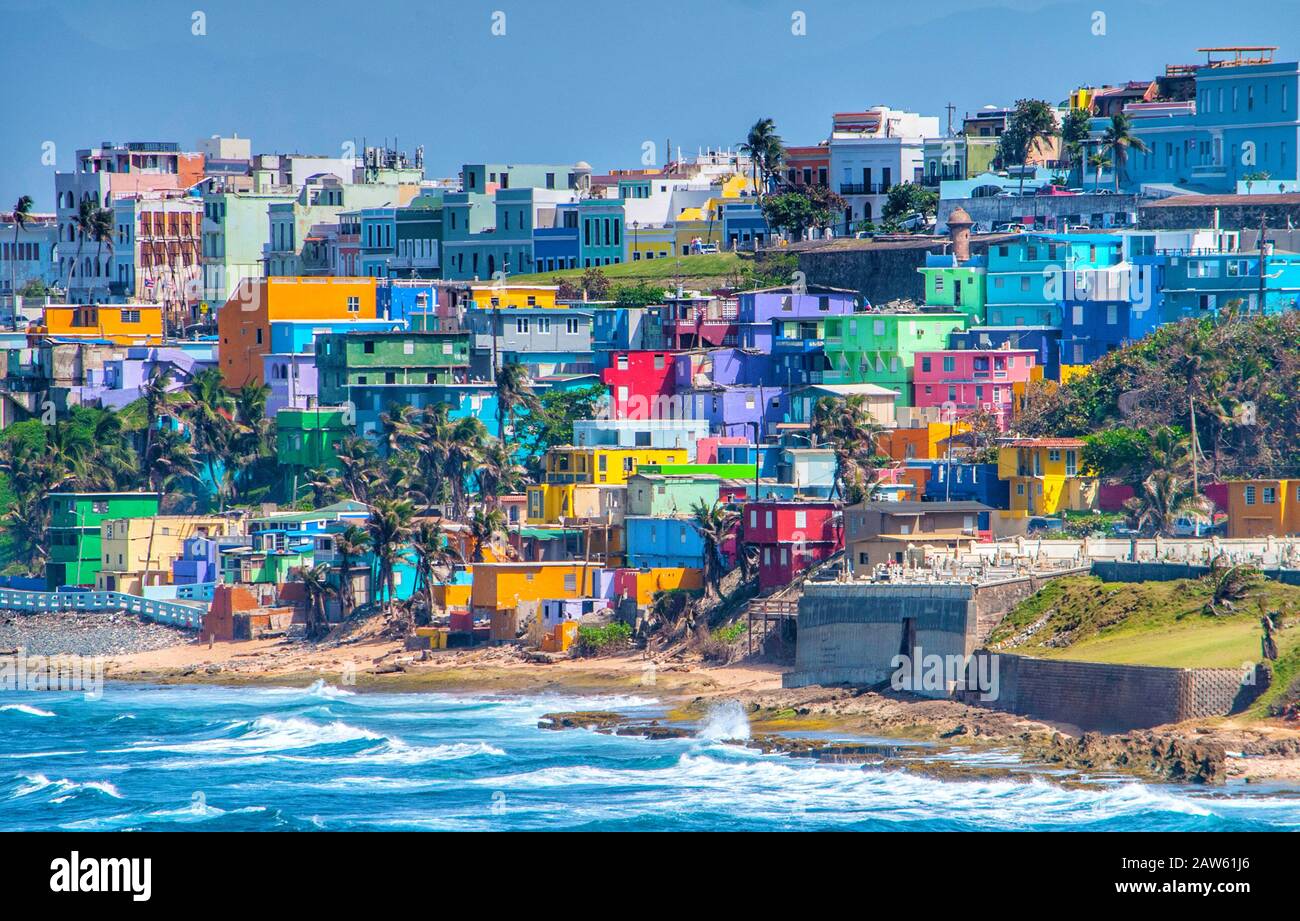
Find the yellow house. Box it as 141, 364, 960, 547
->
470, 562, 602, 612
40, 304, 165, 346
95, 516, 236, 594
628, 225, 676, 262
672, 219, 724, 257
468, 284, 559, 310
541, 446, 687, 487
997, 438, 1097, 520
1058, 364, 1091, 386
526, 482, 626, 525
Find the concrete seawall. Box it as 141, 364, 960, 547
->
785, 570, 1080, 693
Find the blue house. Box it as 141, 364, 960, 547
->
918, 461, 1009, 509
624, 516, 709, 569
377, 280, 439, 324
1114, 52, 1300, 194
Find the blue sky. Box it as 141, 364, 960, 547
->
2, 0, 1296, 209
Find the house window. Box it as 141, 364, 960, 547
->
1244, 486, 1256, 505
347, 296, 360, 313
1263, 487, 1276, 505
794, 511, 807, 528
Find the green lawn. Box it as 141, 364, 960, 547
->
990, 575, 1300, 669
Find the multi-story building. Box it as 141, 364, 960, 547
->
55, 141, 204, 303
828, 107, 939, 233
39, 303, 165, 346
111, 194, 203, 329
742, 500, 842, 591
95, 515, 236, 594
820, 310, 968, 405
736, 284, 859, 352
1, 211, 58, 306
465, 305, 593, 380
912, 347, 1038, 429
997, 438, 1098, 523
216, 276, 380, 388
200, 188, 296, 308
44, 491, 161, 589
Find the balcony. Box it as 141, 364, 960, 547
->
838, 183, 889, 196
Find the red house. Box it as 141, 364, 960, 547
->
601, 350, 676, 419
742, 500, 842, 592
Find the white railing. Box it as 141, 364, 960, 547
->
0, 589, 207, 630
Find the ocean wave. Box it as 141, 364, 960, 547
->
10, 773, 123, 802
104, 716, 383, 756
0, 704, 56, 718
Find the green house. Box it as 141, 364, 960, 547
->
626, 474, 722, 518
316, 330, 471, 405
276, 407, 352, 498
918, 259, 987, 325
45, 491, 161, 589
821, 311, 969, 406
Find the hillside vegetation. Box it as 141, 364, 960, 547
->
1018, 309, 1300, 478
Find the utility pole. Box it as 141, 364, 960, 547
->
1256, 214, 1269, 316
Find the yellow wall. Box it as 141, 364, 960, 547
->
998, 443, 1095, 517
1059, 364, 1091, 385
543, 447, 687, 486
468, 285, 559, 309
217, 276, 379, 388
628, 227, 675, 261
526, 483, 626, 525
95, 515, 234, 592
629, 567, 704, 606
470, 563, 599, 611
41, 305, 164, 345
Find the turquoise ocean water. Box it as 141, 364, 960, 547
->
2, 682, 1299, 831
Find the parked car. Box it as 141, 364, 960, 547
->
1026, 516, 1065, 534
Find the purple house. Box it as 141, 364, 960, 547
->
173, 534, 250, 584
736, 285, 861, 351
684, 384, 790, 439
671, 347, 774, 391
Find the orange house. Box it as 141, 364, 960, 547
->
1224, 479, 1300, 538
38, 304, 164, 346
216, 276, 380, 388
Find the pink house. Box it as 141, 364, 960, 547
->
912, 348, 1036, 430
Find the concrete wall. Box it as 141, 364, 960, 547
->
1140, 199, 1300, 232
1093, 559, 1300, 587
966, 652, 1266, 731
786, 571, 1080, 693
938, 193, 1141, 233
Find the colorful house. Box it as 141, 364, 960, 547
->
1223, 479, 1300, 538
820, 311, 968, 405
742, 500, 842, 591
912, 348, 1038, 430
216, 276, 380, 388
38, 304, 164, 346
44, 491, 161, 590
997, 438, 1098, 522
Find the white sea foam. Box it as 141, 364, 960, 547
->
11, 773, 123, 801
696, 700, 751, 742
105, 716, 382, 755
0, 704, 56, 717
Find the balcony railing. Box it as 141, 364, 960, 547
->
839, 182, 889, 195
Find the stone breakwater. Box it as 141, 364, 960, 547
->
0, 611, 190, 657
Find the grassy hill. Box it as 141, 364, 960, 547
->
507, 250, 794, 291
988, 575, 1300, 669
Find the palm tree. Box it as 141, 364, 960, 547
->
90, 206, 114, 302
145, 426, 201, 503
1059, 107, 1093, 182
739, 118, 783, 201
811, 394, 884, 502
1101, 113, 1150, 192
410, 520, 462, 625
178, 367, 236, 509
1088, 151, 1112, 193
691, 499, 739, 599
63, 198, 99, 297
335, 434, 382, 502
295, 563, 337, 640
493, 361, 540, 447
1123, 469, 1211, 536
468, 506, 508, 563
139, 365, 174, 463
999, 99, 1059, 198
476, 439, 525, 508
379, 403, 421, 455
366, 497, 413, 615
9, 195, 33, 326
305, 466, 345, 506
334, 524, 371, 617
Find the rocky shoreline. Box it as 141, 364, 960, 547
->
0, 611, 192, 658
